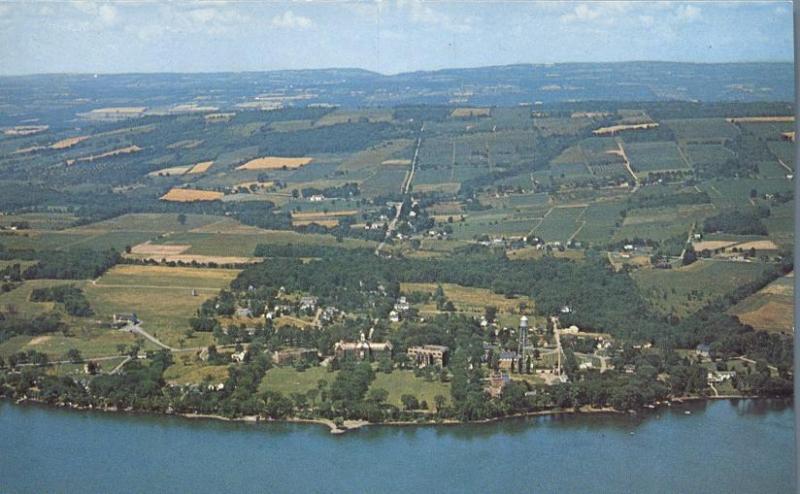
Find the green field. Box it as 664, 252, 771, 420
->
573, 201, 626, 245
259, 366, 338, 396
614, 204, 715, 243
633, 260, 775, 317
532, 206, 586, 243
370, 370, 451, 408
664, 118, 740, 141
85, 265, 238, 348
151, 229, 374, 256
625, 141, 689, 174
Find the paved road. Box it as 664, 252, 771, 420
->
128, 323, 175, 351
108, 356, 132, 375
375, 123, 424, 256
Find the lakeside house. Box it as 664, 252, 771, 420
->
485, 371, 510, 398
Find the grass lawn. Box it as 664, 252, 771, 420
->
0, 329, 158, 360
259, 366, 338, 396
370, 370, 450, 408
97, 265, 240, 289
0, 279, 72, 317
400, 282, 533, 314
164, 359, 231, 385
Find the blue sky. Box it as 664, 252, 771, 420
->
0, 1, 792, 75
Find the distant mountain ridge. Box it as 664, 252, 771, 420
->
0, 62, 793, 127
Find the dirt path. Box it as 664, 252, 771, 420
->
566, 207, 588, 244
108, 356, 132, 375
777, 158, 793, 173
614, 138, 639, 191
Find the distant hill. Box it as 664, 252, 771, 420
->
0, 62, 793, 127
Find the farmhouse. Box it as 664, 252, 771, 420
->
235, 307, 254, 318
696, 344, 711, 359
394, 296, 411, 313
334, 331, 393, 361
299, 296, 318, 311
407, 345, 449, 367
112, 313, 139, 328
707, 371, 736, 384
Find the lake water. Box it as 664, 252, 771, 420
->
0, 399, 794, 493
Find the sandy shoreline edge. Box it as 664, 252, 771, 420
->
8, 393, 778, 434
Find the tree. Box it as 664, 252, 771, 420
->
434, 394, 447, 414
65, 348, 83, 363
368, 388, 389, 404
84, 360, 99, 374
484, 306, 498, 323
177, 214, 187, 225
400, 394, 419, 411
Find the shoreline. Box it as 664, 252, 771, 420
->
6, 393, 785, 434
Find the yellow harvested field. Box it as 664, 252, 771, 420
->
160, 188, 224, 202
761, 281, 793, 297
593, 123, 658, 135
147, 166, 192, 177
451, 107, 490, 118
413, 183, 461, 194
693, 240, 737, 251
292, 219, 339, 228
726, 116, 794, 123
292, 210, 357, 220
29, 336, 52, 346
66, 145, 141, 165
167, 139, 204, 149
734, 240, 779, 251
13, 145, 45, 154
93, 107, 146, 113
382, 159, 412, 166
187, 161, 214, 174
737, 301, 794, 333
237, 156, 313, 170
50, 136, 89, 149
130, 241, 191, 256
3, 125, 48, 136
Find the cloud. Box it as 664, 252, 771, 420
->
98, 5, 119, 26
397, 0, 472, 33
675, 4, 701, 22
271, 11, 314, 30
560, 4, 601, 23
